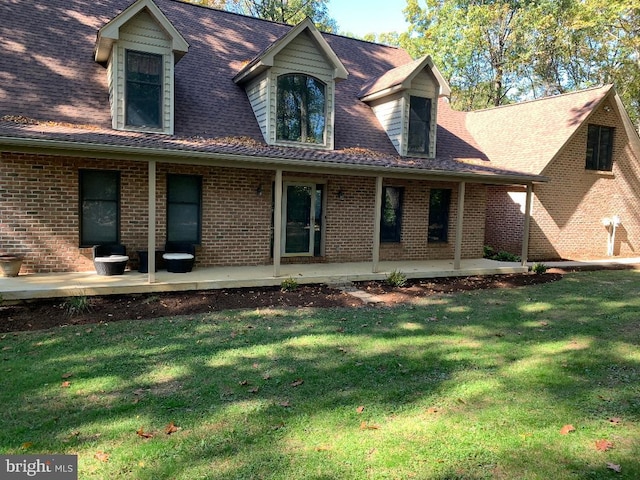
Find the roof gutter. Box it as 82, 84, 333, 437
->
0, 135, 548, 185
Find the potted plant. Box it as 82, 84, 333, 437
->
0, 253, 24, 277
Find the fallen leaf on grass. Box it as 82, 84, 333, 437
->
61, 373, 73, 379
165, 422, 179, 435
560, 424, 575, 435
360, 422, 380, 430
21, 442, 33, 450
315, 445, 332, 451
136, 427, 154, 439
94, 451, 109, 462
290, 379, 304, 387
356, 406, 365, 414
606, 463, 621, 473
239, 380, 249, 386
249, 386, 259, 394
426, 407, 440, 414
595, 439, 613, 451
279, 401, 291, 408
61, 381, 71, 388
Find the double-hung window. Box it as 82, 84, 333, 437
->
586, 124, 614, 171
80, 170, 120, 246
125, 50, 163, 129
428, 189, 451, 243
408, 96, 432, 154
380, 186, 403, 242
167, 174, 202, 244
277, 74, 326, 145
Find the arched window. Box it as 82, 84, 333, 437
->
277, 74, 326, 144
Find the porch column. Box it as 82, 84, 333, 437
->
273, 169, 283, 277
454, 181, 466, 270
521, 183, 533, 267
372, 176, 383, 273
147, 160, 157, 284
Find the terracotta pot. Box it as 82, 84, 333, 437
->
0, 255, 24, 277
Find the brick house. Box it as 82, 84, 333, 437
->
0, 0, 638, 277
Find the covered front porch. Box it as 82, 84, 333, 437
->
1, 258, 526, 301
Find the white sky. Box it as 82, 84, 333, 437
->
328, 0, 409, 37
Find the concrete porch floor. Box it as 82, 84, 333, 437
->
1, 258, 529, 301
3, 257, 639, 302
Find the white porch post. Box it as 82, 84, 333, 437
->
454, 181, 466, 270
372, 176, 383, 273
147, 160, 156, 284
521, 183, 533, 267
273, 169, 283, 277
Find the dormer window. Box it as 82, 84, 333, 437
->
408, 96, 432, 154
233, 18, 348, 150
94, 0, 189, 135
126, 50, 163, 129
360, 56, 450, 158
277, 74, 326, 145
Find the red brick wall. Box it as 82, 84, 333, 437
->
485, 98, 640, 261
379, 180, 486, 261
1, 151, 488, 273
485, 185, 525, 255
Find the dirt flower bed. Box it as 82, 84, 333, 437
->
0, 272, 564, 333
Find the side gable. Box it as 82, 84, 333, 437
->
466, 85, 615, 175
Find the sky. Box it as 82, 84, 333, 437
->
328, 0, 409, 37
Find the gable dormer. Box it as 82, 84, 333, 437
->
360, 56, 450, 158
94, 0, 188, 135
234, 18, 348, 150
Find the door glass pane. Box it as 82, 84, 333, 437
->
314, 186, 323, 256
285, 185, 312, 254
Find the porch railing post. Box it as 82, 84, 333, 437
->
454, 181, 466, 270
273, 169, 283, 277
147, 160, 156, 284
372, 176, 383, 273
521, 183, 533, 267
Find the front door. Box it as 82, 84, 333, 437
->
282, 183, 323, 256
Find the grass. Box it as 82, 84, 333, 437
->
1, 269, 639, 479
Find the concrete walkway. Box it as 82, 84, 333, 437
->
2, 257, 638, 301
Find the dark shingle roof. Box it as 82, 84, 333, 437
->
0, 0, 545, 182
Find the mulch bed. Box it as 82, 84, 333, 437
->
0, 272, 566, 333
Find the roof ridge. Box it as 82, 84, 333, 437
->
470, 84, 613, 113
165, 0, 403, 50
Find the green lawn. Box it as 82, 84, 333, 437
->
1, 270, 639, 479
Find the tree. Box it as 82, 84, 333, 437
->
401, 0, 640, 124
181, 0, 337, 33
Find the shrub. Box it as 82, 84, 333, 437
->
386, 269, 407, 288
280, 277, 299, 292
531, 263, 548, 274
64, 296, 92, 317
484, 245, 521, 262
